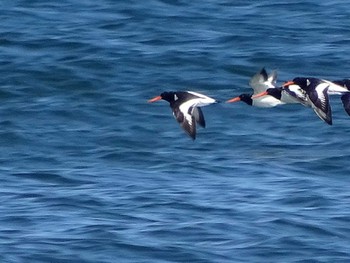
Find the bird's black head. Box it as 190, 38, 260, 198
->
291, 77, 309, 87
148, 91, 177, 103
160, 91, 176, 103
291, 77, 325, 92
239, 94, 253, 105
266, 87, 282, 100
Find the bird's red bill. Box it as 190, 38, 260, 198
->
148, 96, 162, 103
283, 81, 295, 87
251, 91, 268, 99
226, 97, 241, 103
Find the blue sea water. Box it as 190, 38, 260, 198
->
1, 0, 350, 262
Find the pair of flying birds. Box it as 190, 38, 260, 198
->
148, 68, 350, 140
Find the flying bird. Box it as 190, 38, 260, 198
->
226, 68, 285, 107
148, 91, 217, 140
282, 78, 350, 125
251, 84, 303, 105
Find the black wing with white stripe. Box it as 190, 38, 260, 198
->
173, 106, 196, 140
307, 85, 332, 125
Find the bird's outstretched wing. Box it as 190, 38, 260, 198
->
307, 84, 332, 125
249, 68, 277, 94
192, 107, 206, 128
173, 104, 196, 140
341, 93, 350, 116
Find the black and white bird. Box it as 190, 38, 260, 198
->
251, 85, 303, 105
282, 77, 350, 125
226, 68, 285, 107
148, 91, 217, 140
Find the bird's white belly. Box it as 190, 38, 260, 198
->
253, 96, 283, 107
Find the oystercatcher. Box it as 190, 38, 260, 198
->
226, 68, 284, 107
282, 78, 350, 125
148, 91, 217, 140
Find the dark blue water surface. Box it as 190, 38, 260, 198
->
1, 1, 350, 262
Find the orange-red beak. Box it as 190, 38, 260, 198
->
147, 95, 162, 103
283, 81, 295, 87
226, 97, 241, 103
251, 91, 268, 99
